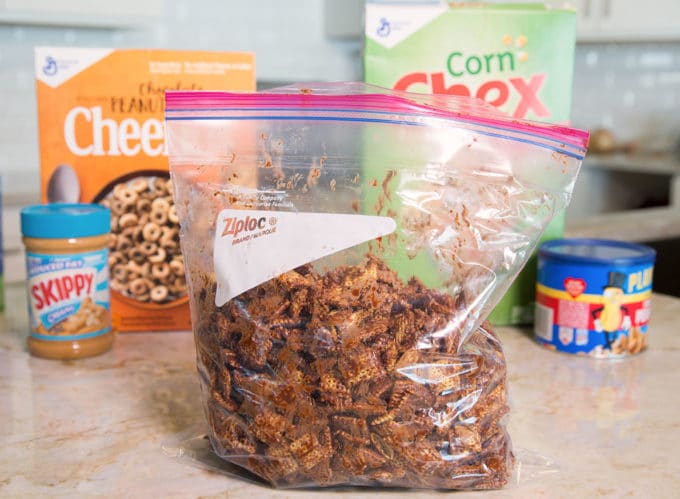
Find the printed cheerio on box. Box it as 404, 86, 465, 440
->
363, 1, 577, 325
35, 48, 255, 331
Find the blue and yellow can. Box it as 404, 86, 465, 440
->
535, 239, 656, 358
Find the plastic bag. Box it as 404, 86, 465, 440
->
165, 83, 588, 489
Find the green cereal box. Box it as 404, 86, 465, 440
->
364, 1, 577, 325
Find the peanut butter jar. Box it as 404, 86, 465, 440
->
21, 204, 113, 359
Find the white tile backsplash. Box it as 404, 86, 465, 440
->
0, 1, 678, 251
571, 42, 680, 149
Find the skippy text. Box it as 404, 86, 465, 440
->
31, 272, 94, 311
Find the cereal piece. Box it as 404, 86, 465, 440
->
110, 280, 125, 293
236, 326, 272, 371
136, 198, 152, 213
129, 277, 150, 296
142, 222, 162, 242
130, 177, 148, 193
150, 209, 168, 225
112, 264, 128, 282
151, 262, 170, 280
138, 213, 151, 226
115, 237, 133, 252
141, 241, 158, 255
108, 251, 123, 267
126, 261, 149, 276
152, 197, 170, 213
515, 35, 527, 48
148, 247, 167, 264
119, 213, 138, 228
128, 247, 145, 264
338, 446, 386, 475
152, 177, 166, 195
289, 433, 326, 471
112, 183, 127, 197
251, 411, 291, 446
169, 259, 185, 276
210, 411, 257, 455
159, 227, 179, 249
117, 187, 138, 207
120, 227, 136, 240
168, 205, 179, 224
453, 425, 481, 454
150, 286, 169, 302
170, 277, 187, 294
337, 347, 385, 387
111, 199, 124, 215
319, 374, 351, 408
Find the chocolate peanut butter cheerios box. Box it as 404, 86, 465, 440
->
35, 48, 255, 331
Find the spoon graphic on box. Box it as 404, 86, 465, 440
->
47, 164, 80, 204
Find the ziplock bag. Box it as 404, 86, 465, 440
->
165, 83, 588, 489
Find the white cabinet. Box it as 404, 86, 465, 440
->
576, 0, 680, 41
574, 0, 599, 35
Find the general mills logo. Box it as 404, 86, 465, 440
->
42, 56, 57, 76
376, 17, 391, 37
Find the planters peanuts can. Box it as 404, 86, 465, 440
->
535, 239, 656, 358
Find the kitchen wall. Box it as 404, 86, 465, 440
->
572, 42, 680, 151
568, 42, 680, 221
1, 0, 679, 281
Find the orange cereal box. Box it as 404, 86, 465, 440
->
35, 47, 256, 332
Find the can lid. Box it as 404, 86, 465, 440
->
539, 238, 656, 266
21, 203, 110, 239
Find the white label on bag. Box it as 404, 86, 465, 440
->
213, 209, 397, 306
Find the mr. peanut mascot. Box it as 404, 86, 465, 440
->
591, 271, 631, 350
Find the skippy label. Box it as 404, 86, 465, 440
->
213, 210, 397, 306
26, 250, 111, 341
364, 2, 577, 122
534, 258, 654, 357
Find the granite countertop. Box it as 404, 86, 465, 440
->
1, 282, 679, 498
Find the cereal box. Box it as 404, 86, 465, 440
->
364, 2, 577, 325
35, 48, 255, 331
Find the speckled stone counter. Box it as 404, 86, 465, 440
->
1, 282, 678, 498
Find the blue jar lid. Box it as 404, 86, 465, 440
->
21, 203, 110, 239
539, 238, 656, 266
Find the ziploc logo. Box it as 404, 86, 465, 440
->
213, 209, 396, 306
365, 2, 448, 49
221, 214, 278, 245
35, 47, 113, 88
